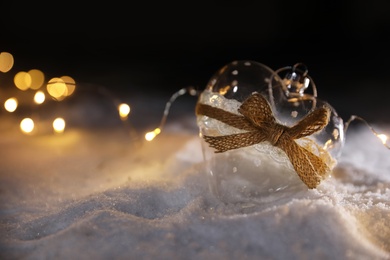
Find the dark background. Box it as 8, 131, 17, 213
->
1, 1, 390, 123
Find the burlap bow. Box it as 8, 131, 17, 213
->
196, 92, 331, 189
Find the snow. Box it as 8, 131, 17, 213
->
0, 91, 389, 260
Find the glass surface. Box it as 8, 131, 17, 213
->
197, 60, 345, 209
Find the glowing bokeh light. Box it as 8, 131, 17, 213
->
0, 52, 14, 73
377, 134, 388, 145
53, 118, 66, 133
61, 76, 76, 96
145, 128, 161, 141
28, 69, 45, 90
4, 97, 18, 112
118, 103, 130, 119
47, 77, 67, 100
14, 71, 32, 91
20, 118, 34, 134
34, 91, 45, 104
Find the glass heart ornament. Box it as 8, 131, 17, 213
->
195, 60, 345, 206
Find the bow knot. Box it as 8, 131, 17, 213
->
196, 92, 332, 189
267, 123, 286, 146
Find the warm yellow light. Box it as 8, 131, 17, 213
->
323, 139, 332, 150
118, 103, 131, 119
47, 77, 67, 100
4, 97, 18, 112
53, 118, 66, 133
28, 69, 45, 90
145, 132, 156, 141
14, 71, 32, 91
34, 91, 45, 104
20, 118, 34, 134
145, 128, 161, 141
61, 76, 76, 97
0, 52, 14, 73
377, 134, 388, 145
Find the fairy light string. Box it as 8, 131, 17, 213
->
344, 115, 390, 149
145, 85, 390, 153
1, 51, 132, 135
144, 86, 199, 141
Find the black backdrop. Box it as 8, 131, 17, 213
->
1, 1, 390, 122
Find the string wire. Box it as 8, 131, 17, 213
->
145, 81, 390, 153
145, 86, 199, 141
344, 115, 390, 149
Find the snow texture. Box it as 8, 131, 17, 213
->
0, 93, 389, 260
